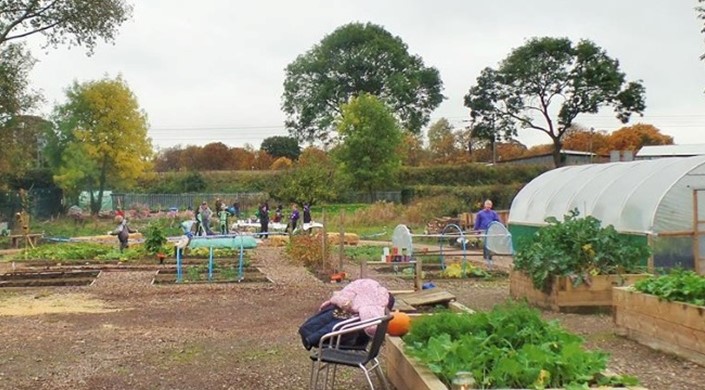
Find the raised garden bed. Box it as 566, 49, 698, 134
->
152, 267, 271, 284
383, 336, 646, 390
382, 306, 644, 390
613, 286, 705, 366
510, 271, 649, 312
0, 270, 100, 288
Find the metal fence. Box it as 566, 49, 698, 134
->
0, 188, 63, 229
110, 192, 268, 211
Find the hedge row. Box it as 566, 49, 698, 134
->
407, 183, 526, 210
131, 167, 532, 208
399, 164, 547, 186
135, 171, 282, 193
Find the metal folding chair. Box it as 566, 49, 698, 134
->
309, 313, 393, 390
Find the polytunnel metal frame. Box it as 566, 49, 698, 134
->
508, 156, 705, 274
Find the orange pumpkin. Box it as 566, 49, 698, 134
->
387, 310, 411, 337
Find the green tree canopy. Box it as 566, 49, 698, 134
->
0, 115, 51, 183
464, 37, 646, 167
260, 135, 301, 160
269, 147, 339, 205
49, 76, 152, 213
0, 43, 39, 125
0, 0, 133, 52
0, 43, 43, 185
282, 22, 444, 144
333, 93, 402, 195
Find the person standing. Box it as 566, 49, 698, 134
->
214, 198, 223, 216
302, 204, 312, 234
218, 204, 229, 235
199, 201, 213, 235
273, 205, 283, 223
303, 204, 311, 224
473, 199, 500, 264
289, 203, 300, 234
258, 202, 270, 239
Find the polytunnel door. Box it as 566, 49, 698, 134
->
694, 189, 705, 274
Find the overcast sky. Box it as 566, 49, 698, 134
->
23, 0, 705, 150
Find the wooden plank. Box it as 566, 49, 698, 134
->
511, 271, 649, 312
382, 336, 448, 390
394, 289, 456, 307
613, 287, 705, 366
615, 309, 705, 351
615, 310, 705, 366
392, 299, 417, 313
614, 287, 705, 332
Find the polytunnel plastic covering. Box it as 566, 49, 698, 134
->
509, 155, 705, 235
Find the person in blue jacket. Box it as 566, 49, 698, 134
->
473, 199, 500, 264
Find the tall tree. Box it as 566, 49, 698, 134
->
200, 142, 234, 170
282, 22, 444, 144
0, 0, 133, 52
398, 132, 427, 167
0, 115, 50, 175
231, 146, 256, 171
154, 146, 184, 172
427, 118, 462, 163
260, 135, 301, 160
607, 123, 673, 152
561, 126, 610, 155
50, 76, 152, 213
464, 37, 646, 167
495, 140, 528, 162
333, 93, 402, 195
0, 43, 39, 125
269, 147, 339, 204
0, 43, 42, 184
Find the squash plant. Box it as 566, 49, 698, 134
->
514, 209, 650, 292
404, 302, 639, 389
634, 269, 705, 306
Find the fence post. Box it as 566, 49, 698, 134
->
321, 209, 327, 274
338, 210, 344, 273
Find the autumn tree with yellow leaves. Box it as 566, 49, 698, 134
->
47, 76, 152, 214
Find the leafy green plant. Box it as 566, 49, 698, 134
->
143, 221, 168, 256
220, 267, 237, 281
441, 263, 488, 278
15, 242, 145, 262
514, 209, 650, 292
185, 266, 202, 282
634, 269, 705, 306
404, 301, 638, 389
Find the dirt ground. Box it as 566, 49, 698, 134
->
0, 248, 703, 390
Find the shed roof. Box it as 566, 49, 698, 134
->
636, 144, 705, 157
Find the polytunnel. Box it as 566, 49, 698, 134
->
508, 155, 705, 274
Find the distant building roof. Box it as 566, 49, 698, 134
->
636, 144, 705, 158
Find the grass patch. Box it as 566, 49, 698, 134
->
164, 344, 205, 364
335, 244, 385, 263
